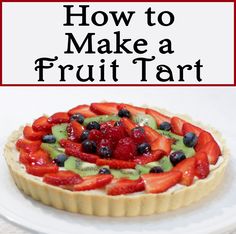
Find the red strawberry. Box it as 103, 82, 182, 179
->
104, 125, 126, 146
131, 127, 147, 144
96, 158, 136, 169
27, 149, 51, 166
48, 112, 70, 124
182, 122, 203, 137
198, 141, 221, 165
133, 150, 164, 165
141, 171, 182, 193
120, 118, 136, 135
43, 171, 83, 186
19, 150, 30, 165
90, 102, 119, 115
143, 125, 161, 143
195, 131, 214, 152
59, 139, 82, 150
26, 164, 59, 177
97, 139, 113, 151
77, 152, 99, 163
100, 121, 115, 135
68, 104, 97, 118
67, 120, 84, 141
194, 152, 210, 179
73, 174, 113, 191
118, 103, 146, 116
171, 117, 186, 136
88, 129, 103, 143
151, 136, 172, 155
32, 116, 52, 132
146, 108, 171, 126
23, 126, 47, 141
113, 137, 137, 160
16, 139, 41, 153
172, 157, 196, 186
107, 178, 145, 195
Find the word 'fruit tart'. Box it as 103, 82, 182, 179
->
4, 102, 228, 216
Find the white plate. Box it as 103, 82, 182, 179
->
0, 138, 236, 234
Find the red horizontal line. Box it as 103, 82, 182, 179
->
2, 0, 234, 2
1, 84, 235, 87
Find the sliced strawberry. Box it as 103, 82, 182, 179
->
198, 140, 221, 165
131, 127, 147, 144
182, 122, 203, 137
23, 126, 47, 141
73, 174, 113, 191
47, 112, 70, 124
43, 171, 83, 186
143, 125, 161, 143
32, 116, 52, 132
88, 129, 103, 143
194, 152, 210, 179
26, 164, 59, 177
76, 152, 99, 163
107, 178, 145, 195
141, 171, 182, 193
171, 117, 186, 136
27, 149, 51, 165
16, 139, 41, 153
151, 136, 172, 155
19, 150, 30, 165
172, 157, 196, 186
68, 104, 97, 118
90, 102, 119, 115
146, 108, 170, 126
96, 158, 136, 169
195, 131, 214, 152
118, 103, 146, 116
59, 139, 82, 150
67, 120, 84, 141
133, 150, 165, 165
120, 118, 136, 135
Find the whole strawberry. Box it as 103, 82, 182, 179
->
113, 137, 137, 160
131, 127, 147, 144
104, 126, 127, 147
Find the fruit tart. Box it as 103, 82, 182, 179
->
4, 102, 229, 216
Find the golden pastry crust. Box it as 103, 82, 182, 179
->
3, 110, 229, 217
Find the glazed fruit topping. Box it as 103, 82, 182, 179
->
170, 151, 186, 166
183, 132, 198, 147
16, 102, 223, 195
43, 171, 82, 186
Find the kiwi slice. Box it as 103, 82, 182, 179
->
52, 124, 68, 141
132, 114, 157, 129
83, 115, 120, 126
41, 143, 64, 159
172, 140, 195, 158
159, 156, 173, 171
111, 169, 139, 180
64, 157, 100, 177
156, 129, 182, 141
136, 161, 161, 175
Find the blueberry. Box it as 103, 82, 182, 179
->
98, 146, 112, 158
70, 113, 84, 124
98, 168, 111, 175
80, 130, 90, 142
53, 154, 68, 167
82, 140, 96, 153
118, 109, 131, 118
114, 121, 123, 127
183, 132, 198, 147
159, 122, 171, 131
170, 151, 186, 166
42, 135, 56, 144
137, 142, 151, 154
149, 166, 163, 173
86, 121, 100, 130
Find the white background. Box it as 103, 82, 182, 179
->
3, 2, 234, 84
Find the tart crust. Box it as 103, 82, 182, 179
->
3, 110, 229, 217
